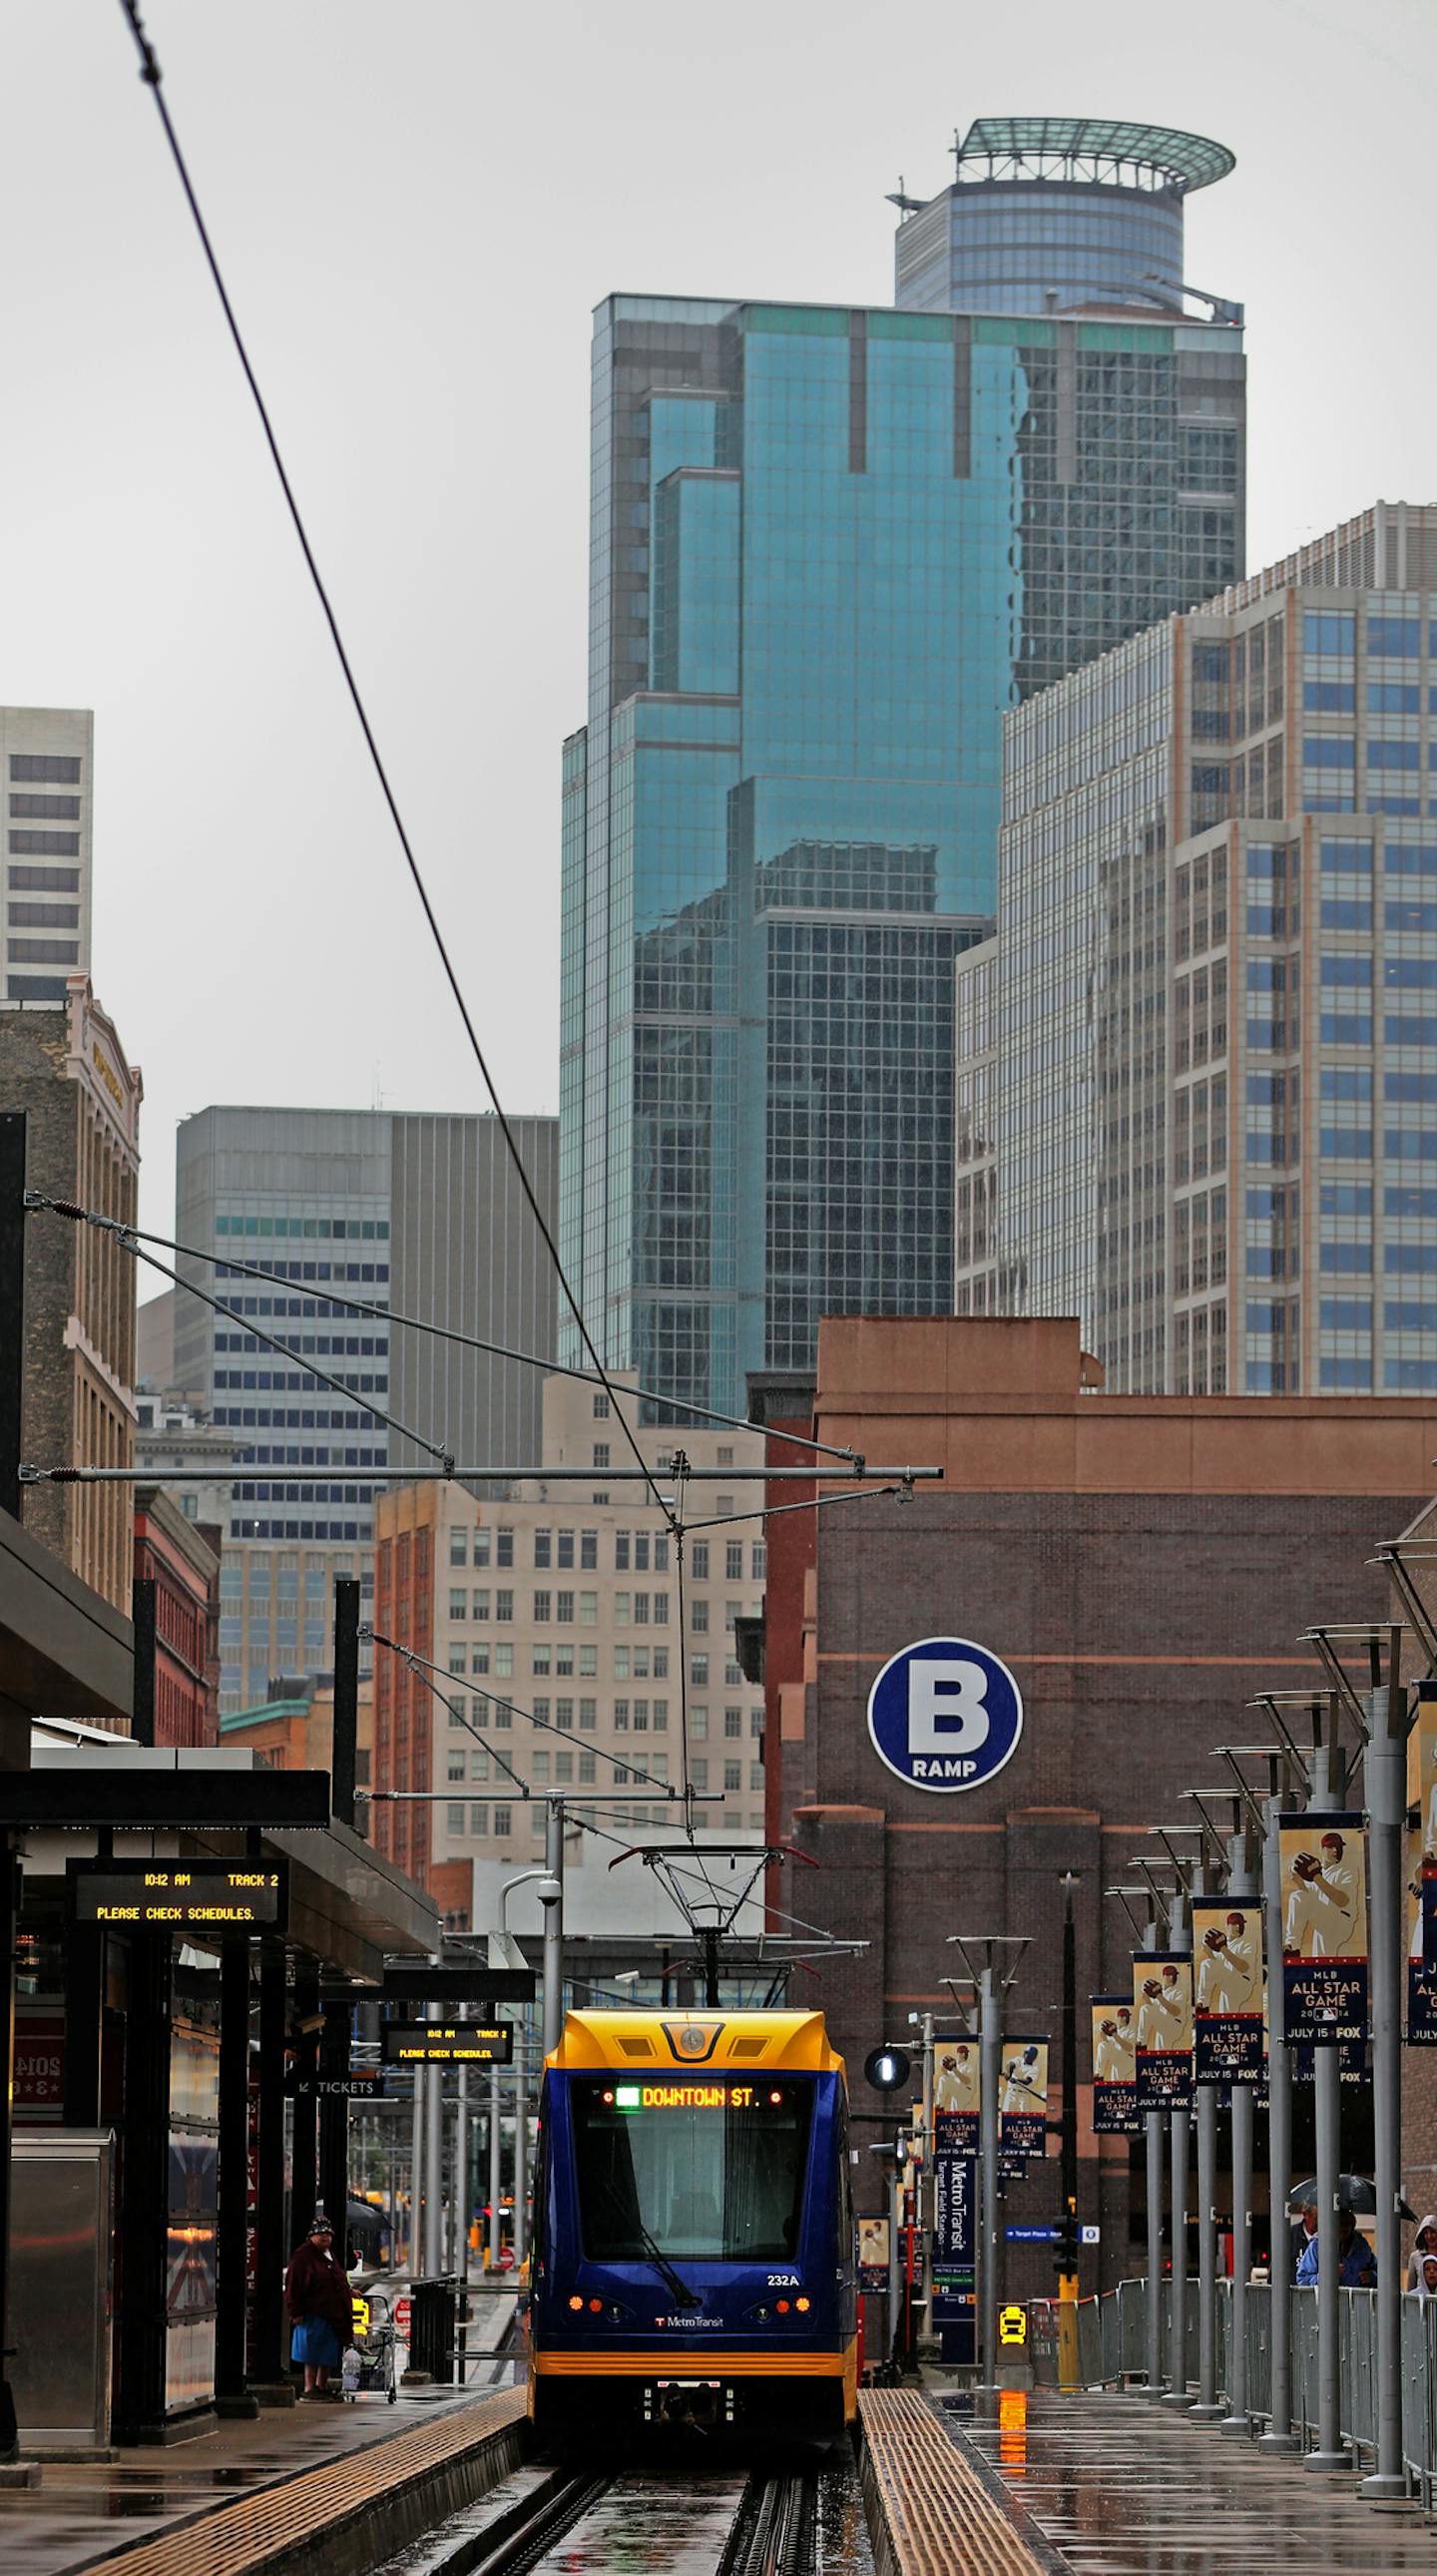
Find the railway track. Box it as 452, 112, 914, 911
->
374, 2457, 844, 2576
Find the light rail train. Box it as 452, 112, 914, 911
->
528, 2007, 858, 2443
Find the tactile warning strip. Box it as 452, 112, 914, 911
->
859, 2391, 1050, 2576
74, 2387, 527, 2576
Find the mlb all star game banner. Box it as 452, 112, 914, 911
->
932, 2035, 980, 2153
1193, 1896, 1264, 2081
1413, 1705, 1437, 1975
1408, 1826, 1437, 2043
1134, 1953, 1193, 2110
857, 2216, 891, 2295
998, 2037, 1048, 2156
1091, 1995, 1139, 2134
1279, 1812, 1367, 2045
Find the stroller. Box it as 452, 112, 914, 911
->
341, 2287, 399, 2403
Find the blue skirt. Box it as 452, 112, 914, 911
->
291, 2316, 343, 2369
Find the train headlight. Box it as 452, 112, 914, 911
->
795, 2296, 811, 2313
568, 2295, 584, 2311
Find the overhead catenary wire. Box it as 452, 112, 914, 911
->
114, 0, 672, 1532
368, 1628, 685, 1804
21, 1196, 861, 1472
116, 1227, 451, 1470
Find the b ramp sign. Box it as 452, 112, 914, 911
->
867, 1637, 1024, 1795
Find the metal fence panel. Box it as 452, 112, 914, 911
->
1078, 2297, 1103, 2389
1245, 2280, 1272, 2425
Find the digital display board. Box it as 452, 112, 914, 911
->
380, 2022, 513, 2066
596, 2082, 793, 2112
70, 1861, 286, 1930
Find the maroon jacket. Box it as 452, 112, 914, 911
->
283, 2239, 352, 2335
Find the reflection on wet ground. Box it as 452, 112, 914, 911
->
0, 2384, 483, 2576
946, 2385, 1437, 2573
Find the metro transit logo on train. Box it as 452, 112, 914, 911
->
866, 1636, 1024, 1794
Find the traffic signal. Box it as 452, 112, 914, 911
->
1052, 2213, 1081, 2278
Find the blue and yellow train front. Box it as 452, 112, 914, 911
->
529, 2008, 857, 2443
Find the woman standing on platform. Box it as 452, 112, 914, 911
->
284, 2216, 353, 2398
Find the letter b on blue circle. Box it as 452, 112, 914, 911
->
867, 1637, 1024, 1795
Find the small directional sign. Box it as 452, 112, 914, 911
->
284, 2068, 386, 2100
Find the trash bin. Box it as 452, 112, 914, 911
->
407, 2277, 458, 2383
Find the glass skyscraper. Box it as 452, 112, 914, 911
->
561, 123, 1244, 1417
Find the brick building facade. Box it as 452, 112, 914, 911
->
132, 1485, 221, 1746
761, 1315, 1437, 2291
3, 976, 141, 1618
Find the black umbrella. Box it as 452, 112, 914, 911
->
1286, 2175, 1415, 2221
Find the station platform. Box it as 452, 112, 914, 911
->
0, 2380, 525, 2576
937, 2384, 1437, 2574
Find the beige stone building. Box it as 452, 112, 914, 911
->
2, 707, 93, 1007
3, 975, 141, 1616
373, 1373, 767, 1911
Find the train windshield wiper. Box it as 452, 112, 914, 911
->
634, 2213, 699, 2310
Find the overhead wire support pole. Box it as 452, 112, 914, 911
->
19, 1461, 941, 1488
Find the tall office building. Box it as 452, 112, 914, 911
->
1, 708, 93, 1005
955, 500, 1437, 1397
374, 1372, 766, 1907
561, 119, 1244, 1417
173, 1107, 558, 1710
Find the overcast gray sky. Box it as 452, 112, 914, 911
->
5, 0, 1433, 1245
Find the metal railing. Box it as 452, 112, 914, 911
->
1096, 2280, 1437, 2501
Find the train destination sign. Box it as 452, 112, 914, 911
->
70, 1861, 286, 1930
867, 1637, 1024, 1795
380, 2022, 513, 2066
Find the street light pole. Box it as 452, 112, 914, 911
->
1360, 1647, 1410, 2500
1220, 1824, 1260, 2438
1163, 1882, 1195, 2409
1301, 1730, 1348, 2475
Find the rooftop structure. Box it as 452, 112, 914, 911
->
894, 112, 1239, 319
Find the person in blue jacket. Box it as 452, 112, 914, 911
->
1295, 2204, 1376, 2287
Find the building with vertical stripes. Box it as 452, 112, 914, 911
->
169, 1106, 557, 1712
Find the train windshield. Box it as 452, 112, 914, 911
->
573, 2077, 813, 2264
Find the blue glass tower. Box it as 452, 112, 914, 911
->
562, 128, 1244, 1418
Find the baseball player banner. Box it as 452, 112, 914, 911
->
857, 2215, 891, 2295
932, 2034, 980, 2153
1406, 1826, 1437, 2043
1134, 1953, 1193, 2110
1279, 1812, 1368, 2045
1091, 1995, 1139, 2133
998, 2037, 1049, 2156
1414, 1709, 1437, 1974
1193, 1896, 1264, 2081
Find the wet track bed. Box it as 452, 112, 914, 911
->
370, 2450, 874, 2576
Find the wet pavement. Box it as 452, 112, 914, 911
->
0, 2379, 500, 2576
945, 2385, 1437, 2573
